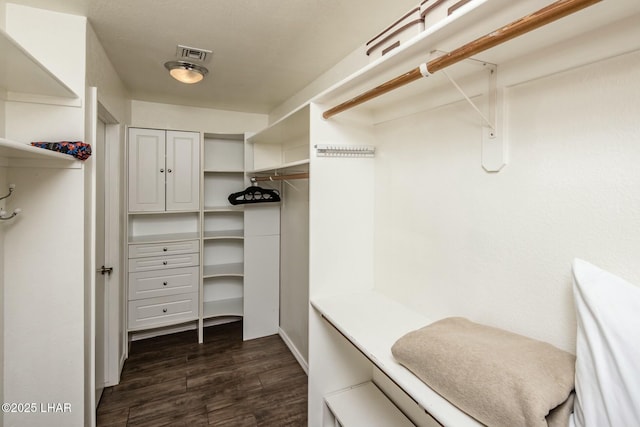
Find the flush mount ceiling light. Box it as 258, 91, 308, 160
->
164, 60, 208, 84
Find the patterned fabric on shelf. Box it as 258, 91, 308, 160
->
31, 141, 92, 160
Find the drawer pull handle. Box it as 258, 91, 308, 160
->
163, 261, 168, 265
163, 281, 168, 286
163, 247, 168, 252
162, 308, 167, 313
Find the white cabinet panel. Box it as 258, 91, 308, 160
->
128, 128, 166, 212
244, 234, 280, 340
129, 266, 199, 300
166, 130, 200, 211
128, 252, 199, 273
128, 292, 199, 330
129, 239, 199, 258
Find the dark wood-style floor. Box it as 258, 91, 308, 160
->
97, 321, 308, 426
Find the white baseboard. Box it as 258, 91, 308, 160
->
279, 327, 308, 375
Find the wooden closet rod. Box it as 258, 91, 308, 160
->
251, 172, 309, 182
322, 0, 602, 119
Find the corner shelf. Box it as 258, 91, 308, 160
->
0, 27, 78, 101
203, 263, 244, 279
203, 297, 243, 319
203, 206, 244, 213
203, 229, 244, 240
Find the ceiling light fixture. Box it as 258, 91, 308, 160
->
164, 60, 208, 84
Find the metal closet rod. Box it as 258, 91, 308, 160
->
322, 0, 602, 120
251, 172, 310, 182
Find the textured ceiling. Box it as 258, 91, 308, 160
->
5, 0, 419, 113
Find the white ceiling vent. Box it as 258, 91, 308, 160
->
176, 45, 212, 63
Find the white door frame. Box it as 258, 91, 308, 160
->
97, 101, 124, 388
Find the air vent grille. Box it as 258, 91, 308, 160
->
176, 45, 212, 63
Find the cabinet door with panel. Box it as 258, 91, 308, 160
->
166, 130, 200, 211
128, 128, 166, 212
128, 128, 200, 212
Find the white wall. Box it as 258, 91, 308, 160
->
373, 50, 640, 353
131, 100, 267, 134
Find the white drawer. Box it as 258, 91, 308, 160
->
129, 240, 199, 259
128, 292, 198, 330
128, 252, 199, 273
129, 266, 199, 300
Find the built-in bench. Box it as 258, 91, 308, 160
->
311, 290, 482, 426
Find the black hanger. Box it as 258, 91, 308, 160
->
228, 185, 281, 205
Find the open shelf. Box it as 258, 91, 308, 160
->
203, 263, 244, 278
203, 297, 243, 319
0, 27, 77, 100
0, 138, 81, 162
248, 159, 309, 175
311, 290, 482, 427
203, 229, 244, 240
248, 104, 310, 145
203, 206, 244, 213
204, 169, 244, 173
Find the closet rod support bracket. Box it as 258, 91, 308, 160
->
482, 65, 507, 172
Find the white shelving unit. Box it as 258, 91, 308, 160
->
247, 104, 310, 173
200, 133, 246, 328
307, 1, 640, 425
245, 103, 310, 359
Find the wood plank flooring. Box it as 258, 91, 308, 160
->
97, 321, 308, 426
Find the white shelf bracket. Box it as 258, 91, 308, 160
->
439, 58, 506, 172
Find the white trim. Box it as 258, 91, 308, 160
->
279, 327, 308, 375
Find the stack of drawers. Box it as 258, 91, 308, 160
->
128, 240, 200, 331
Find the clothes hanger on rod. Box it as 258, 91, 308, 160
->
228, 182, 281, 205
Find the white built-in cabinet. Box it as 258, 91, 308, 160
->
126, 129, 283, 343
127, 128, 201, 335
128, 128, 200, 212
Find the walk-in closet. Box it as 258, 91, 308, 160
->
1, 0, 639, 426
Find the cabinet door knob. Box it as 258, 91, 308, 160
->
163, 247, 168, 252
167, 168, 173, 173
163, 281, 168, 286
163, 261, 168, 265
162, 308, 167, 313
160, 168, 165, 173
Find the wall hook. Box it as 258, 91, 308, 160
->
0, 184, 16, 201
0, 208, 22, 220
